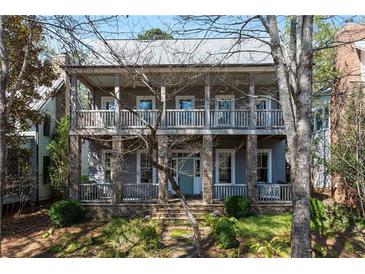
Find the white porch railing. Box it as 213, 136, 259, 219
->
256, 110, 284, 128
119, 109, 159, 128
75, 109, 284, 130
80, 183, 114, 203
165, 109, 205, 128
213, 184, 248, 200
210, 110, 250, 128
257, 184, 292, 203
121, 184, 159, 201
76, 110, 115, 129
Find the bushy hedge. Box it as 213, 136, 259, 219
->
213, 217, 239, 249
48, 200, 86, 227
224, 196, 251, 218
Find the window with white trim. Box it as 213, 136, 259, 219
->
257, 149, 272, 183
137, 96, 155, 110
101, 97, 115, 110
138, 151, 153, 184
216, 150, 234, 184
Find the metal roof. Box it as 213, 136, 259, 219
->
30, 78, 64, 110
78, 38, 273, 67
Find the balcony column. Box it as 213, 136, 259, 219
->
204, 76, 211, 129
160, 86, 166, 127
246, 135, 258, 203
68, 135, 81, 200
112, 135, 123, 204
202, 135, 213, 204
248, 73, 256, 129
157, 135, 169, 203
114, 74, 121, 128
70, 74, 77, 130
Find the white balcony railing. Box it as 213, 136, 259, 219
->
119, 110, 159, 128
165, 109, 205, 128
256, 110, 284, 128
210, 110, 250, 128
76, 110, 115, 129
75, 109, 284, 130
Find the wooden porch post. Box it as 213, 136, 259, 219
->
70, 74, 77, 130
161, 86, 166, 127
204, 76, 211, 129
112, 135, 123, 204
246, 135, 258, 203
248, 73, 256, 129
247, 74, 258, 202
68, 135, 81, 200
202, 135, 213, 204
114, 74, 121, 129
157, 135, 169, 203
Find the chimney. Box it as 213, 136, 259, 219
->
52, 53, 69, 76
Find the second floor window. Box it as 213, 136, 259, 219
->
101, 97, 115, 110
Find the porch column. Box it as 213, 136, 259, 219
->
70, 74, 77, 130
157, 135, 169, 203
204, 76, 211, 129
248, 73, 256, 129
68, 135, 81, 200
246, 135, 258, 203
112, 135, 123, 204
160, 86, 166, 127
114, 74, 121, 129
202, 135, 213, 204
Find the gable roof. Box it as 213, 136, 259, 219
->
30, 78, 64, 111
77, 38, 273, 67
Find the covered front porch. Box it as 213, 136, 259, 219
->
69, 135, 292, 207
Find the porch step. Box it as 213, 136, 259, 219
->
150, 203, 225, 220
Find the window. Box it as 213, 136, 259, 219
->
43, 115, 51, 137
43, 156, 51, 184
101, 97, 115, 110
137, 96, 155, 110
102, 151, 112, 182
215, 95, 234, 126
215, 150, 235, 184
137, 151, 154, 184
257, 149, 272, 183
176, 96, 195, 109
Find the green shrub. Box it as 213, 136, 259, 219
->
139, 225, 160, 250
49, 200, 86, 227
213, 217, 239, 249
224, 196, 251, 218
309, 198, 327, 235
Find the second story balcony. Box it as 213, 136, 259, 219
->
74, 108, 285, 134
68, 69, 287, 136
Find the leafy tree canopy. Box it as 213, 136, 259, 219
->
3, 16, 57, 146
137, 28, 173, 40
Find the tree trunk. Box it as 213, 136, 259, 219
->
0, 15, 8, 258
264, 15, 313, 258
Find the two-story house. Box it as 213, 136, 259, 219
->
64, 38, 292, 216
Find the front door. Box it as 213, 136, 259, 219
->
177, 158, 194, 195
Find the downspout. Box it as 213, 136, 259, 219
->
35, 124, 39, 205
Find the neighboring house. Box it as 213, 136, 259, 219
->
330, 23, 365, 201
65, 38, 292, 215
4, 79, 65, 204
311, 91, 331, 190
